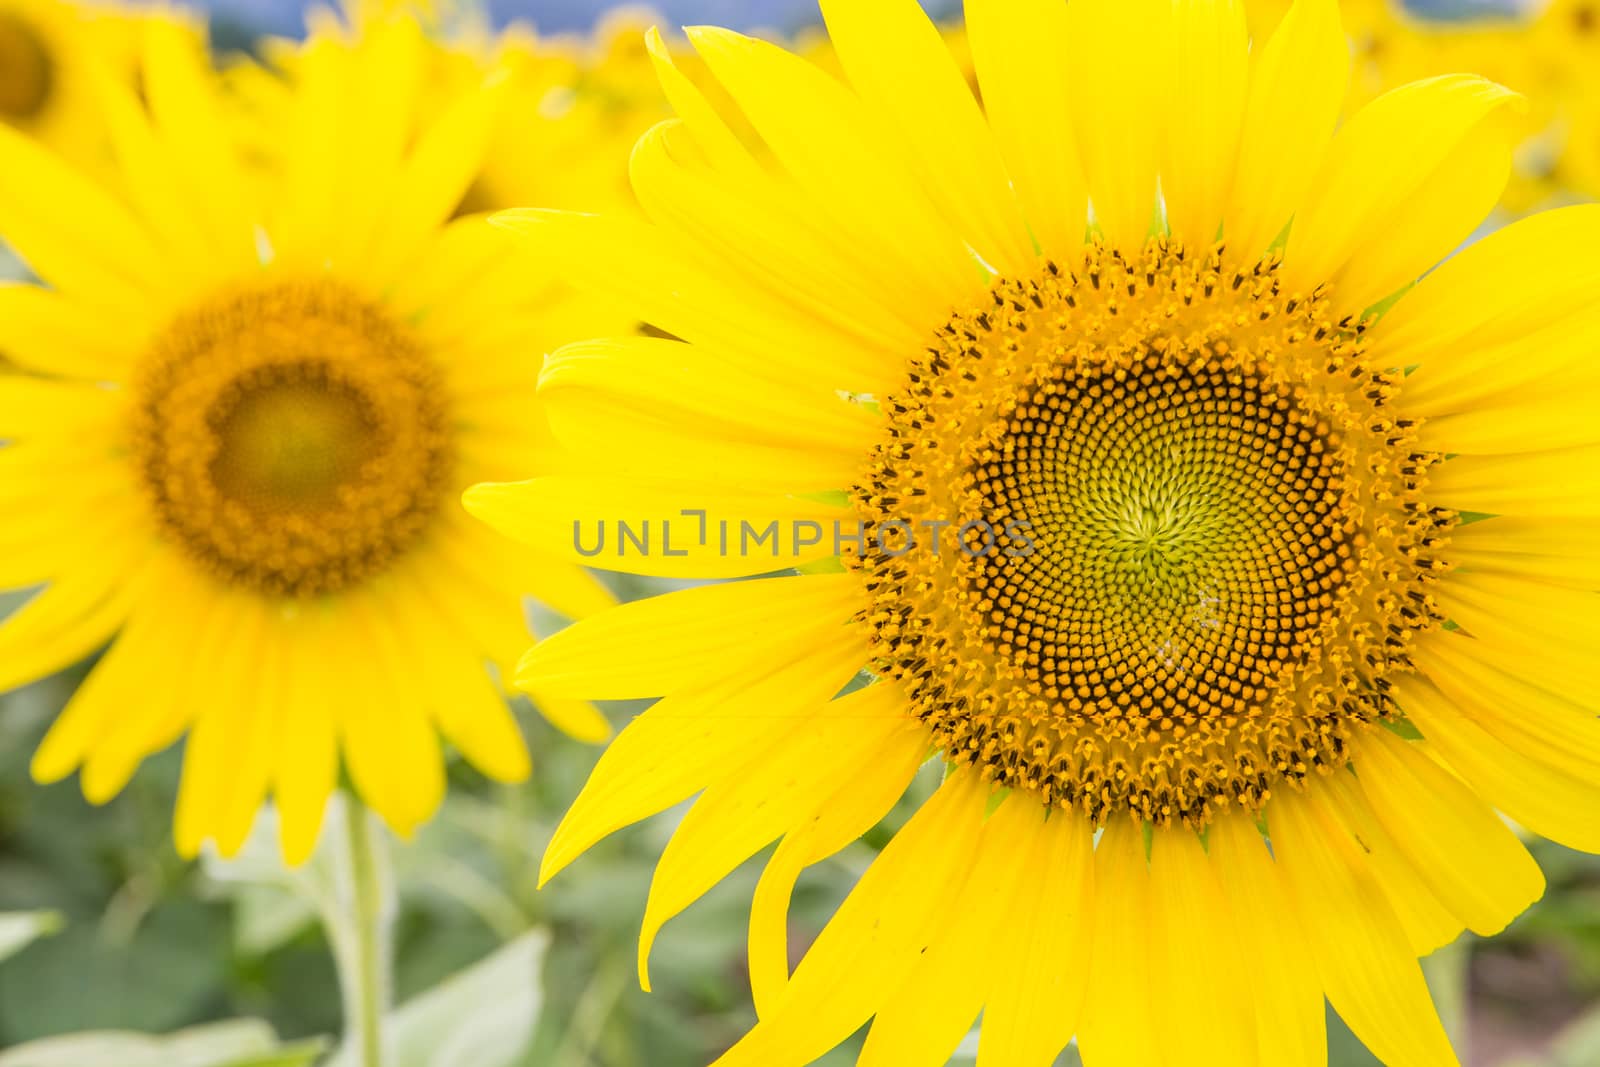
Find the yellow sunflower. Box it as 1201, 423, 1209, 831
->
0, 14, 620, 864
228, 8, 703, 226
470, 1, 1600, 1064
0, 0, 190, 173
1247, 0, 1600, 213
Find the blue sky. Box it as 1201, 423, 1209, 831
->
202, 0, 1518, 47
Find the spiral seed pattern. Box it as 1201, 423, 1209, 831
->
852, 240, 1452, 827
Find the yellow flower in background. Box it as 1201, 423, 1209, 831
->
471, 0, 1600, 1064
229, 6, 700, 223
1248, 0, 1600, 212
441, 8, 684, 216
0, 0, 191, 173
0, 14, 622, 864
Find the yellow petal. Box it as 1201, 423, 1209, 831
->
1415, 630, 1600, 783
1428, 444, 1600, 518
1076, 818, 1161, 1067
1394, 675, 1600, 853
975, 806, 1095, 1067
0, 284, 136, 380
0, 554, 148, 695
539, 334, 877, 493
89, 60, 221, 288
1448, 517, 1600, 591
275, 613, 340, 866
517, 574, 860, 700
0, 377, 121, 440
140, 18, 257, 271
1148, 827, 1259, 1066
271, 35, 352, 267
685, 26, 981, 309
360, 75, 507, 286
490, 209, 902, 395
639, 684, 913, 991
1420, 395, 1600, 454
1163, 0, 1249, 250
964, 0, 1087, 260
1066, 0, 1170, 253
527, 692, 611, 747
859, 794, 1043, 1067
1353, 727, 1544, 937
336, 596, 446, 839
0, 127, 162, 316
539, 641, 868, 885
1434, 574, 1600, 711
517, 559, 618, 626
1270, 784, 1461, 1067
818, 0, 1034, 276
464, 477, 852, 579
710, 770, 988, 1067
326, 16, 427, 268
644, 27, 760, 179
74, 561, 219, 802
1209, 814, 1326, 1067
1376, 203, 1600, 377
173, 590, 266, 858
213, 604, 282, 859
386, 576, 534, 781
1285, 75, 1522, 314
747, 719, 929, 1018
32, 555, 196, 787
1315, 770, 1464, 957
627, 121, 931, 379
1222, 0, 1347, 262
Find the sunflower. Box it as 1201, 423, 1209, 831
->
1247, 0, 1600, 213
0, 13, 622, 864
0, 0, 187, 173
469, 0, 1600, 1063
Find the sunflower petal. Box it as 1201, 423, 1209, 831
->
1354, 727, 1544, 937
1271, 785, 1461, 1067
1285, 75, 1522, 314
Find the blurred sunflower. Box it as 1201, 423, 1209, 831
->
228, 5, 693, 224
0, 13, 621, 864
0, 0, 192, 172
471, 0, 1600, 1064
1247, 0, 1600, 212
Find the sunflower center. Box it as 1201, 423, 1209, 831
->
133, 280, 453, 597
853, 241, 1451, 827
0, 12, 53, 121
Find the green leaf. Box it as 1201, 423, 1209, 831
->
0, 1020, 324, 1067
322, 930, 548, 1067
0, 910, 62, 963
0, 901, 227, 1041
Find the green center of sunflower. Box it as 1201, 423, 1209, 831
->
0, 12, 53, 121
132, 280, 454, 597
852, 240, 1453, 828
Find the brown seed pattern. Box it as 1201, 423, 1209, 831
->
851, 240, 1453, 827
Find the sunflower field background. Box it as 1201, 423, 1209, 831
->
1, 0, 1600, 1065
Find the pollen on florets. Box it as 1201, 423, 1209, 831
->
849, 239, 1453, 828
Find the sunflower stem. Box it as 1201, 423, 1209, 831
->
1423, 935, 1472, 1054
338, 795, 394, 1067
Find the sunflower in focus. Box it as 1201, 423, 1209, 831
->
0, 14, 620, 863
470, 1, 1600, 1063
